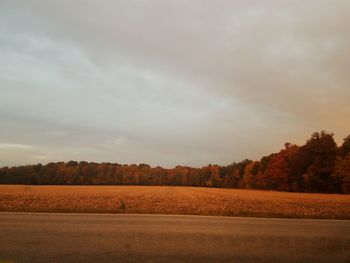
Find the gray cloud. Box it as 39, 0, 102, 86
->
0, 0, 349, 167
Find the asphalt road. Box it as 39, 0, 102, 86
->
0, 213, 349, 263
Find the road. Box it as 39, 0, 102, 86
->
0, 213, 349, 263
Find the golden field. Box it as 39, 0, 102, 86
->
0, 185, 349, 219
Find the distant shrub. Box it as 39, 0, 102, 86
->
119, 199, 126, 210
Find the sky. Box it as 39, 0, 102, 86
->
0, 0, 349, 168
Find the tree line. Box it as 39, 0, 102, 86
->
0, 131, 349, 193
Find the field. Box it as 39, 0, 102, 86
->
0, 185, 349, 219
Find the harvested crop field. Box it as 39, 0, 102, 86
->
0, 185, 349, 219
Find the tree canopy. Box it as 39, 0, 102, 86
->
0, 131, 349, 193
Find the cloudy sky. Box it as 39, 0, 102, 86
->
1, 0, 349, 167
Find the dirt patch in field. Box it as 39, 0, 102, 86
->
0, 185, 349, 219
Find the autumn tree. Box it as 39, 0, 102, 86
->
334, 135, 350, 193
242, 161, 258, 189
339, 135, 350, 158
0, 131, 347, 193
302, 131, 338, 192
222, 164, 235, 188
